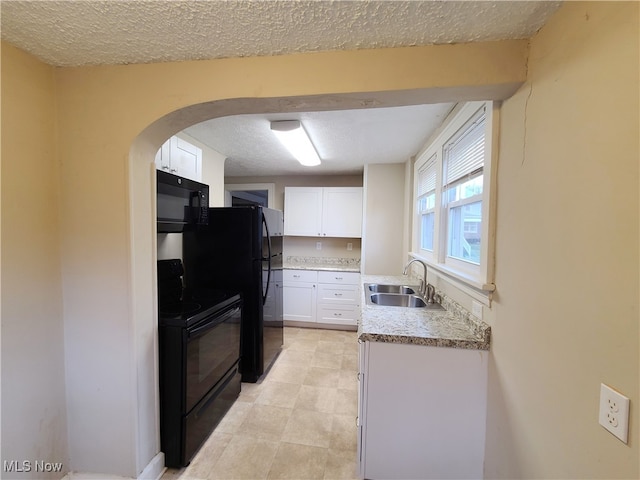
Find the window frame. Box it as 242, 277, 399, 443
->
412, 101, 498, 294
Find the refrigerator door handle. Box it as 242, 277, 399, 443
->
262, 211, 272, 305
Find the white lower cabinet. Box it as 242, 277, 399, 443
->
358, 340, 488, 480
282, 270, 317, 322
283, 269, 360, 327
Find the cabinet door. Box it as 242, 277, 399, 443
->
155, 140, 172, 172
322, 188, 363, 238
284, 187, 323, 236
155, 136, 203, 182
170, 137, 202, 182
282, 282, 317, 322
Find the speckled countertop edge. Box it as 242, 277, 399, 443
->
283, 256, 361, 272
358, 274, 491, 351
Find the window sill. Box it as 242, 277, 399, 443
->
408, 252, 495, 304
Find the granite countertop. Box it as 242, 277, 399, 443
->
283, 256, 361, 273
358, 274, 491, 350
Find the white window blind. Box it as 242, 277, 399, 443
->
444, 108, 486, 186
417, 153, 437, 196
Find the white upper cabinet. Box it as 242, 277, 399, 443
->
155, 136, 202, 182
284, 186, 363, 238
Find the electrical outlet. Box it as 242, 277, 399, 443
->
316, 242, 322, 250
599, 383, 630, 443
471, 300, 483, 320
347, 242, 353, 251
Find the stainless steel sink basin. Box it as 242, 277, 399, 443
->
367, 293, 444, 310
366, 283, 417, 294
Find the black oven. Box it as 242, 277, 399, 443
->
158, 260, 242, 468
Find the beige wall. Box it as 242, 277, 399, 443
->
362, 163, 406, 274
16, 24, 636, 478
485, 3, 639, 478
1, 43, 70, 478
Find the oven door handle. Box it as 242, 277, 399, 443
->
188, 306, 240, 339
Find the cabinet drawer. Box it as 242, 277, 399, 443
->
317, 271, 360, 284
317, 284, 359, 304
317, 304, 359, 326
283, 269, 318, 283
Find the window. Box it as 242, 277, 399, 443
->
443, 108, 485, 265
412, 102, 496, 293
417, 154, 437, 251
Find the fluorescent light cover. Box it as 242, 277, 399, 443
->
270, 120, 321, 166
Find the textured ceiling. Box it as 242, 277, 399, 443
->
186, 103, 456, 176
1, 0, 563, 177
1, 1, 561, 67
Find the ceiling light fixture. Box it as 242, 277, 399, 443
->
270, 120, 321, 167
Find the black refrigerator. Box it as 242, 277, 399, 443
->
182, 206, 284, 383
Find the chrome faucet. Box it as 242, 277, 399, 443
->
402, 259, 435, 304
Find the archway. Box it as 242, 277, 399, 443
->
127, 86, 520, 476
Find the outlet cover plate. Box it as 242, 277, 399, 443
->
599, 383, 630, 443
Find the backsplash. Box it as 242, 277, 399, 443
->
285, 256, 361, 269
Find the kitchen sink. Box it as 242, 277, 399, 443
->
367, 293, 444, 310
366, 283, 417, 294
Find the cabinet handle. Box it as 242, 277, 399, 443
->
334, 293, 343, 297
335, 277, 343, 280
293, 275, 300, 278
334, 313, 342, 316
170, 168, 177, 173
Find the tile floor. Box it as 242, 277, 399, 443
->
162, 326, 360, 480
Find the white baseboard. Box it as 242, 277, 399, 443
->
62, 453, 165, 480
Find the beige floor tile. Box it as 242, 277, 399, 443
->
238, 404, 292, 441
255, 381, 301, 408
215, 401, 253, 435
303, 366, 341, 388
333, 389, 357, 416
267, 362, 310, 385
238, 382, 262, 403
329, 414, 358, 452
324, 448, 359, 480
281, 409, 333, 448
185, 431, 234, 479
209, 435, 279, 480
312, 351, 344, 369
341, 354, 358, 372
267, 442, 329, 479
316, 339, 347, 355
295, 385, 338, 413
287, 338, 319, 352
337, 370, 358, 391
277, 348, 315, 366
